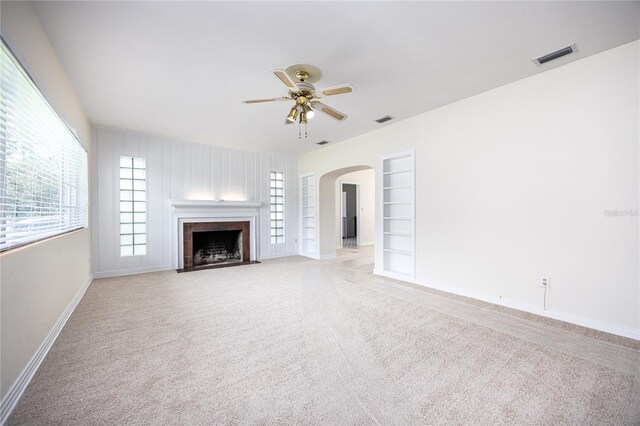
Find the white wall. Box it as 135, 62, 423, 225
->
335, 170, 375, 247
92, 127, 298, 277
0, 1, 93, 417
300, 41, 640, 338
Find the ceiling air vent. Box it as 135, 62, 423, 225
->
533, 43, 578, 65
316, 140, 329, 145
375, 115, 395, 124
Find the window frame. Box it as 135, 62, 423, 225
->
0, 38, 88, 253
119, 156, 147, 257
269, 171, 285, 245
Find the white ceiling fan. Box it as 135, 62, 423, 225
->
242, 64, 355, 137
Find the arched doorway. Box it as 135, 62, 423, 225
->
317, 165, 374, 259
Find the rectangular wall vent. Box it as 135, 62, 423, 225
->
375, 115, 395, 124
533, 43, 578, 65
316, 140, 329, 145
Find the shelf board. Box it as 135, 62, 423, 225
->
302, 216, 315, 219
383, 170, 412, 176
383, 248, 412, 255
383, 185, 412, 190
383, 202, 411, 205
383, 217, 411, 220
383, 232, 412, 236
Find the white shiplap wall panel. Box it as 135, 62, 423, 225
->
92, 127, 298, 277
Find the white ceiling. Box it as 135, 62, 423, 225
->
32, 1, 639, 155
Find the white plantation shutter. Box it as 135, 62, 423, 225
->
0, 42, 88, 251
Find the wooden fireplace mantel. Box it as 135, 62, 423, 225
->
171, 200, 262, 209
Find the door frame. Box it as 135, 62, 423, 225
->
340, 181, 360, 247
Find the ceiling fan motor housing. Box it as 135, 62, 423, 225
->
295, 82, 315, 92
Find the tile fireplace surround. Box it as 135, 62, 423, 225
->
171, 200, 261, 270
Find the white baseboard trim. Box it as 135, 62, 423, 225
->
297, 252, 337, 260
319, 253, 337, 260
0, 274, 93, 425
373, 270, 640, 341
373, 268, 414, 282
93, 265, 172, 279
298, 252, 319, 259
258, 252, 299, 260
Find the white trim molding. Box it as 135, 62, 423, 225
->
170, 200, 262, 209
319, 253, 337, 260
0, 275, 93, 424
257, 252, 299, 260
299, 173, 317, 259
373, 270, 640, 341
93, 265, 171, 279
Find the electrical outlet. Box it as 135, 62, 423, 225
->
540, 277, 550, 289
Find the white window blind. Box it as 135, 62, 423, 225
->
270, 171, 284, 244
119, 156, 146, 256
0, 41, 88, 251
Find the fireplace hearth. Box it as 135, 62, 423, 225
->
181, 221, 252, 272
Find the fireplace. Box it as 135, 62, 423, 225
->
182, 221, 250, 271
171, 200, 262, 270
193, 230, 242, 266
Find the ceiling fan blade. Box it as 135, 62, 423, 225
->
315, 84, 355, 97
271, 69, 298, 90
242, 97, 289, 104
311, 101, 348, 122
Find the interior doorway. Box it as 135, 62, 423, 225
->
341, 183, 359, 247
315, 165, 374, 260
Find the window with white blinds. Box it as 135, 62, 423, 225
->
0, 41, 88, 252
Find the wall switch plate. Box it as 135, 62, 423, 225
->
541, 277, 550, 289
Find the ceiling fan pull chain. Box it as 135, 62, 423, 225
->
305, 123, 308, 138
298, 124, 301, 139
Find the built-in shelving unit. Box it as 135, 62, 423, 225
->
300, 173, 316, 256
380, 150, 415, 278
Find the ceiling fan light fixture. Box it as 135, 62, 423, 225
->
302, 103, 315, 119
299, 110, 308, 125
285, 105, 298, 123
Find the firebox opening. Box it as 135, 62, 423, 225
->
192, 230, 242, 267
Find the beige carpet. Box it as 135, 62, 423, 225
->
8, 247, 640, 425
